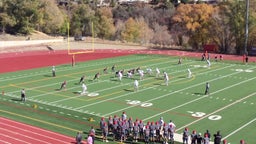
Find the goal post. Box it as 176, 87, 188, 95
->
67, 22, 95, 55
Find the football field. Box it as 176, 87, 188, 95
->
0, 54, 255, 143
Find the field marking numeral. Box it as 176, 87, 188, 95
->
188, 111, 222, 121
126, 100, 153, 107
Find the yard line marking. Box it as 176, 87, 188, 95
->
5, 56, 175, 94
104, 65, 255, 117
176, 91, 256, 131
22, 60, 196, 101
222, 117, 256, 139
0, 127, 51, 144
82, 64, 234, 113
73, 64, 231, 110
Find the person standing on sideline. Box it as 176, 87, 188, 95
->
240, 139, 245, 144
87, 133, 93, 144
245, 55, 249, 64
134, 79, 139, 92
205, 82, 210, 95
52, 66, 56, 77
21, 89, 26, 102
75, 132, 82, 144
89, 126, 95, 144
81, 82, 87, 95
213, 131, 222, 144
182, 127, 189, 144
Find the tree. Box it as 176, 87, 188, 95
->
121, 18, 140, 42
172, 4, 215, 50
96, 7, 115, 39
151, 22, 172, 46
69, 3, 95, 36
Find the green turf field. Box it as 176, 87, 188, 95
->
0, 54, 255, 144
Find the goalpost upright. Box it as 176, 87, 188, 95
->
67, 22, 95, 66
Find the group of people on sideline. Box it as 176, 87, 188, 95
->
96, 112, 247, 144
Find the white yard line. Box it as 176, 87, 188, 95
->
9, 59, 193, 99
7, 56, 175, 95
48, 61, 196, 104
104, 65, 255, 117
176, 91, 256, 131
222, 117, 256, 139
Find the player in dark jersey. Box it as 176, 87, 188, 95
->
93, 72, 100, 81
79, 75, 85, 84
60, 80, 67, 90
213, 131, 222, 144
205, 82, 210, 95
182, 127, 189, 144
103, 67, 108, 74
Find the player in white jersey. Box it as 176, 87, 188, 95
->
187, 69, 192, 78
81, 82, 87, 95
206, 59, 211, 68
156, 68, 160, 78
138, 70, 144, 80
146, 68, 153, 76
134, 80, 139, 92
127, 71, 133, 78
164, 74, 169, 86
118, 71, 123, 82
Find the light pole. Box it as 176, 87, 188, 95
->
244, 0, 249, 55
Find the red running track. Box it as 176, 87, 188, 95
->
0, 117, 86, 144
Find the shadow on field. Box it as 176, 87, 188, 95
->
153, 83, 162, 86
194, 92, 204, 95
73, 91, 81, 94
43, 75, 52, 77
123, 89, 133, 92
11, 98, 21, 101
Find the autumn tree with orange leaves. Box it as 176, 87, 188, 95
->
172, 3, 215, 50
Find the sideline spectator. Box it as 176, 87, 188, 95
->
52, 66, 56, 77
75, 132, 82, 144
214, 131, 222, 144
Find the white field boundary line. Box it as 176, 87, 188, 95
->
79, 64, 235, 112
0, 117, 76, 141
176, 91, 256, 131
8, 59, 195, 99
172, 92, 256, 144
0, 55, 148, 81
0, 127, 51, 144
0, 122, 71, 143
7, 56, 178, 94
103, 65, 256, 117
223, 117, 256, 140
0, 133, 32, 144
